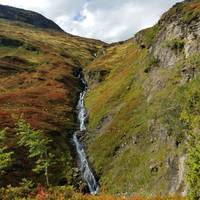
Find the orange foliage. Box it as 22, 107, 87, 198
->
190, 2, 200, 10
47, 91, 66, 102
36, 186, 47, 200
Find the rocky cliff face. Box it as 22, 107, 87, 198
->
0, 4, 63, 31
150, 1, 200, 68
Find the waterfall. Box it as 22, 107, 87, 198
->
73, 75, 99, 195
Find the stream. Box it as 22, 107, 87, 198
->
73, 74, 99, 195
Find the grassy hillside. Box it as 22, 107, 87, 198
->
0, 17, 104, 187
84, 0, 200, 196
85, 39, 177, 195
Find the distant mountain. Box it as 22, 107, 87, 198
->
0, 4, 63, 31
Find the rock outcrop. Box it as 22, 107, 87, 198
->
150, 1, 200, 68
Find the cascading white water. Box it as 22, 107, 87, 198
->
77, 91, 87, 132
73, 76, 99, 195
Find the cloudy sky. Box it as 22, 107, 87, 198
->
0, 0, 183, 43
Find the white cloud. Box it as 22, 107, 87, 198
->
0, 0, 183, 43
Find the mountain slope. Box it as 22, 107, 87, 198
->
0, 15, 104, 187
84, 0, 200, 196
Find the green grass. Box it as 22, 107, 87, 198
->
84, 28, 200, 195
165, 38, 185, 53
142, 25, 160, 47
161, 0, 200, 24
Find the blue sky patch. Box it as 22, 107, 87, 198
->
73, 12, 86, 22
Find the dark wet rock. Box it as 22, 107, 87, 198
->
86, 69, 110, 86
141, 43, 146, 49
0, 35, 23, 47
96, 114, 113, 130
150, 164, 159, 173
180, 65, 196, 84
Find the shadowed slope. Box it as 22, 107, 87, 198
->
0, 4, 63, 31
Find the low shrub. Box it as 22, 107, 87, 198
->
0, 185, 186, 200
165, 38, 185, 52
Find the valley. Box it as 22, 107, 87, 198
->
0, 0, 200, 199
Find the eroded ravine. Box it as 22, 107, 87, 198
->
73, 73, 99, 195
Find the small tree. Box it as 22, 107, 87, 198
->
0, 129, 13, 176
186, 132, 200, 200
180, 114, 200, 200
17, 119, 54, 186
178, 85, 200, 200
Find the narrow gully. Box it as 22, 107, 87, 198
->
73, 73, 99, 195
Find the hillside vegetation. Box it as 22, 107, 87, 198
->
0, 17, 104, 187
0, 0, 200, 199
84, 0, 200, 196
